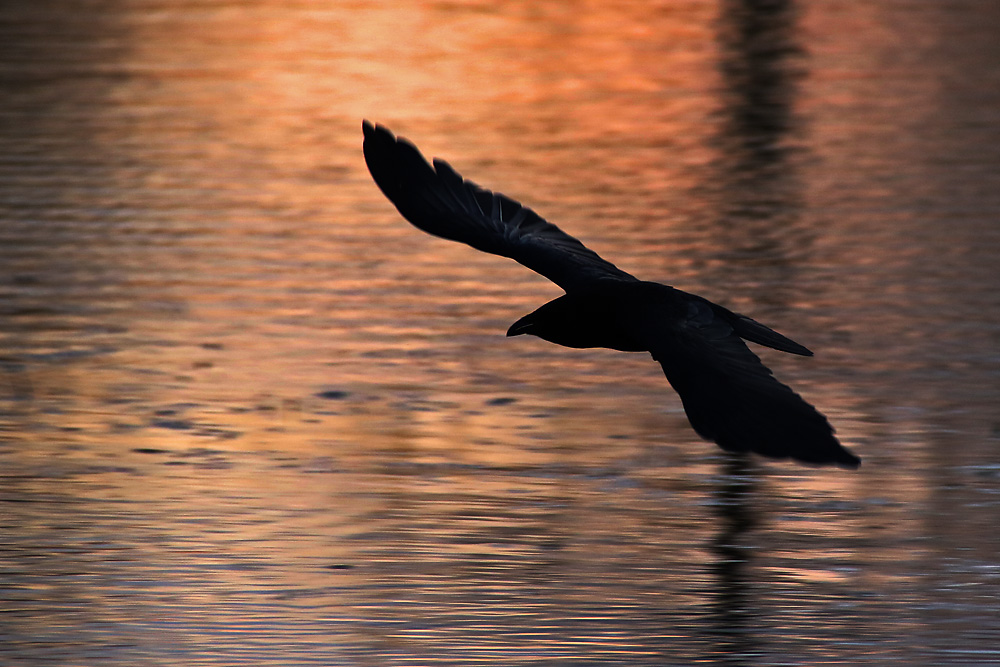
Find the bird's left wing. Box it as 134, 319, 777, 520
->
363, 121, 637, 292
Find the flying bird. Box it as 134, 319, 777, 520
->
363, 121, 860, 468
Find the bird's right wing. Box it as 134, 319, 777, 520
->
363, 121, 637, 292
651, 299, 860, 467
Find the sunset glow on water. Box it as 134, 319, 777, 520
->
1, 1, 999, 664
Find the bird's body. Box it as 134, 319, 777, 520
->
363, 121, 860, 468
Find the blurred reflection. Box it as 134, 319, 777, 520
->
0, 3, 151, 427
707, 0, 801, 657
0, 2, 138, 335
706, 0, 807, 307
718, 0, 799, 165
710, 453, 758, 665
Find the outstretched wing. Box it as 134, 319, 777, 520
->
652, 299, 860, 468
363, 121, 637, 292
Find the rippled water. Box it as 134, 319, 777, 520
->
2, 1, 999, 665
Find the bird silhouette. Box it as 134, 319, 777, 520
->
363, 121, 859, 468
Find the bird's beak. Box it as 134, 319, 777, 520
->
506, 315, 534, 337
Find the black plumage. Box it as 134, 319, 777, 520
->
363, 121, 859, 468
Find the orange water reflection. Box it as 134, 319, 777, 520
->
1, 0, 999, 664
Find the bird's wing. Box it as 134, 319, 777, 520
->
650, 300, 859, 467
363, 121, 637, 292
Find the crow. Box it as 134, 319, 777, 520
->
363, 121, 859, 468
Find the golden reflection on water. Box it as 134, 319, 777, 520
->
1, 0, 999, 664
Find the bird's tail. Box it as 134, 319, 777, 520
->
724, 308, 813, 356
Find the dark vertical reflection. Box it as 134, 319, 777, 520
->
705, 0, 807, 307
0, 2, 133, 362
717, 0, 799, 168
707, 0, 802, 660
710, 453, 757, 665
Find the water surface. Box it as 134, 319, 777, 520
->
1, 1, 999, 665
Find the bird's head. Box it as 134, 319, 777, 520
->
506, 296, 580, 344
507, 310, 544, 338
506, 288, 648, 352
506, 293, 627, 350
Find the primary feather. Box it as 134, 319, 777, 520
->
364, 120, 636, 292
